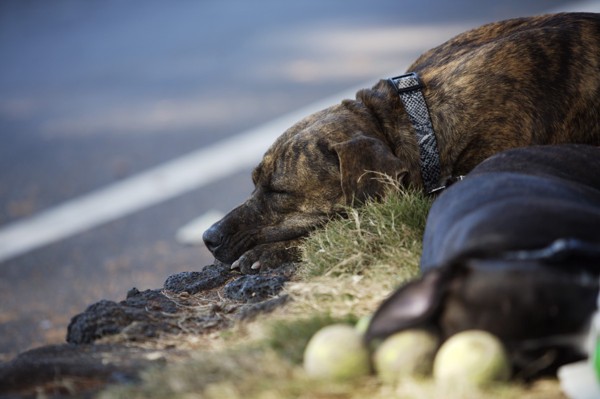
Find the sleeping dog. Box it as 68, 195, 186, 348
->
203, 13, 600, 273
366, 144, 600, 377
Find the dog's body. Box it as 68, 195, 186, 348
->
420, 145, 600, 269
366, 145, 600, 377
204, 13, 600, 272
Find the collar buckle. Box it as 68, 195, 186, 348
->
388, 72, 424, 94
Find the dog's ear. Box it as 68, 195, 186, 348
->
332, 133, 407, 204
364, 269, 445, 343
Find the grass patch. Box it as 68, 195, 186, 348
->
300, 187, 431, 280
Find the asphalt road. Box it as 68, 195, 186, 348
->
0, 0, 588, 359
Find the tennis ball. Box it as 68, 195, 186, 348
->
303, 324, 371, 381
373, 329, 438, 384
433, 330, 511, 388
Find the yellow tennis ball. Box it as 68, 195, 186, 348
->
373, 329, 438, 384
433, 330, 511, 388
303, 324, 371, 381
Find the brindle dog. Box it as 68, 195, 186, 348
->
203, 13, 600, 273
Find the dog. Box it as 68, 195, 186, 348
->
366, 144, 600, 377
203, 13, 600, 273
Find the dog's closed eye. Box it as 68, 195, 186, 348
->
266, 188, 290, 197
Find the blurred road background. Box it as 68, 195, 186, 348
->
0, 0, 595, 360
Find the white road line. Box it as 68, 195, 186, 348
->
0, 86, 364, 263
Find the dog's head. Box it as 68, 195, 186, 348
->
203, 101, 411, 272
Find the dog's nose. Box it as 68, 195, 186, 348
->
202, 225, 223, 253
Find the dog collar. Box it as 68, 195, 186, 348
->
388, 72, 442, 194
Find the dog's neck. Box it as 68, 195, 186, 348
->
388, 73, 442, 194
357, 77, 460, 193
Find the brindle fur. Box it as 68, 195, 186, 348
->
203, 13, 600, 273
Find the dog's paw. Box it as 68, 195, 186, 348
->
230, 251, 262, 273
230, 242, 301, 274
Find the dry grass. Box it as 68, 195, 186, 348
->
99, 345, 563, 399
98, 187, 565, 399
